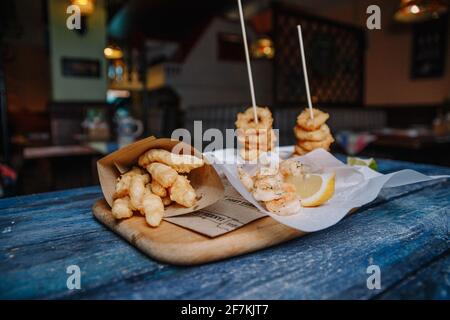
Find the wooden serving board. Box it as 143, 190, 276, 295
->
92, 199, 304, 265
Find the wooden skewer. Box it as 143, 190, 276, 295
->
297, 25, 314, 120
238, 0, 258, 124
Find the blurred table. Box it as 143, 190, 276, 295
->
358, 130, 450, 167
373, 129, 450, 150
0, 156, 449, 299
17, 143, 119, 195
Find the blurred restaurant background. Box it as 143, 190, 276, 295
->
0, 0, 449, 197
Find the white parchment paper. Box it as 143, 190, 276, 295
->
207, 147, 449, 232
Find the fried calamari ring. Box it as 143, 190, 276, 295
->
294, 124, 331, 142
296, 108, 329, 131
239, 148, 257, 161
297, 135, 334, 152
294, 144, 309, 156
235, 106, 273, 129
237, 128, 277, 149
239, 148, 261, 161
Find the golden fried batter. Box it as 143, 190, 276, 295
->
239, 148, 262, 161
237, 128, 277, 149
294, 124, 331, 141
146, 162, 178, 188
161, 196, 172, 206
296, 108, 329, 131
150, 179, 167, 198
142, 189, 164, 227
139, 149, 204, 173
129, 174, 149, 211
235, 106, 273, 130
297, 135, 334, 152
294, 144, 309, 156
111, 196, 133, 219
169, 175, 197, 208
114, 167, 144, 198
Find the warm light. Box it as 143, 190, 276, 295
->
104, 45, 124, 60
251, 37, 275, 59
71, 0, 95, 16
410, 4, 420, 13
394, 0, 448, 23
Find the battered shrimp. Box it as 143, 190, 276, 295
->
150, 179, 167, 198
111, 196, 133, 219
138, 149, 204, 173
265, 183, 301, 216
169, 175, 197, 208
237, 166, 254, 192
146, 162, 178, 188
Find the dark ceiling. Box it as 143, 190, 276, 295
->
107, 0, 240, 41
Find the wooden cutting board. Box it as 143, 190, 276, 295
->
92, 199, 304, 265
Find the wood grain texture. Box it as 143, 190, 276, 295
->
0, 157, 449, 299
93, 199, 303, 266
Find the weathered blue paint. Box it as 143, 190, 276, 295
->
0, 158, 449, 299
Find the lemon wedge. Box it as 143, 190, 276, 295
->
347, 157, 378, 171
287, 173, 336, 207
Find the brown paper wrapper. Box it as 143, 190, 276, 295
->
97, 136, 224, 218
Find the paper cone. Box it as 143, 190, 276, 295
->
97, 136, 224, 217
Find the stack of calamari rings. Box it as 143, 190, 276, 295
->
235, 107, 277, 161
294, 108, 334, 155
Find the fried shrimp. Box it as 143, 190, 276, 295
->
294, 124, 331, 141
138, 149, 204, 173
238, 166, 254, 192
169, 175, 197, 208
146, 162, 178, 188
235, 106, 273, 130
141, 188, 165, 227
150, 179, 167, 198
296, 108, 330, 131
265, 183, 301, 215
111, 196, 133, 219
280, 159, 304, 178
252, 173, 285, 202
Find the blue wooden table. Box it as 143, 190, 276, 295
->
0, 157, 449, 299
